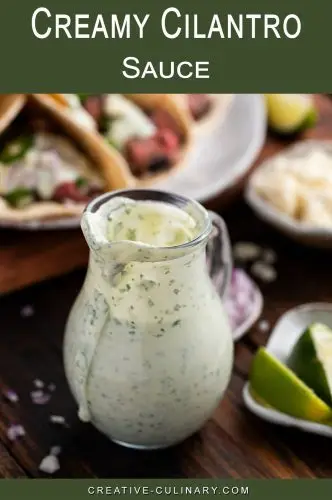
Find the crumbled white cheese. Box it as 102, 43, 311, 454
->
3, 389, 19, 403
7, 424, 25, 441
252, 146, 332, 228
251, 261, 277, 283
233, 242, 261, 261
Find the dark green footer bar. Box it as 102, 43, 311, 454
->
0, 479, 330, 500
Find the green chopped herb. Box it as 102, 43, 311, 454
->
4, 188, 34, 208
75, 177, 88, 189
148, 298, 155, 307
0, 135, 34, 164
126, 228, 137, 241
76, 93, 91, 103
172, 320, 181, 327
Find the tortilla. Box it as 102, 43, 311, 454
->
47, 93, 193, 188
0, 94, 132, 223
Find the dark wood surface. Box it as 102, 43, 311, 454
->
1, 95, 332, 478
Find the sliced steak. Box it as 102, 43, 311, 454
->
150, 109, 182, 137
53, 182, 91, 203
125, 129, 179, 177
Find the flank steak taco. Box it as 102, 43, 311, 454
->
0, 94, 131, 223
48, 93, 192, 186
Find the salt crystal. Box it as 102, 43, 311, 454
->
20, 305, 35, 318
258, 319, 270, 332
33, 379, 44, 389
3, 389, 19, 403
233, 242, 261, 262
251, 261, 277, 283
49, 415, 66, 425
261, 249, 277, 264
7, 424, 25, 441
39, 454, 60, 474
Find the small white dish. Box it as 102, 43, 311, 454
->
243, 302, 332, 437
245, 140, 332, 249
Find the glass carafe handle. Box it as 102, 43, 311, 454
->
206, 211, 233, 300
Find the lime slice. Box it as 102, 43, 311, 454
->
249, 347, 332, 424
288, 323, 332, 406
264, 94, 317, 134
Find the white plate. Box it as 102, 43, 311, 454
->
156, 94, 266, 202
243, 303, 332, 437
245, 140, 332, 249
0, 94, 266, 231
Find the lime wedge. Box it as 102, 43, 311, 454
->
264, 94, 317, 134
288, 323, 332, 406
249, 347, 332, 424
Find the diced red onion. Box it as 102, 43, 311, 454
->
3, 389, 19, 403
225, 268, 258, 330
30, 390, 51, 405
7, 424, 25, 441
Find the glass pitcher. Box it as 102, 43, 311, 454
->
63, 189, 234, 449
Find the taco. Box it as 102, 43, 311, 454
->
49, 94, 192, 186
0, 94, 131, 223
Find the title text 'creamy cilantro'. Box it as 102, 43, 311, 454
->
31, 7, 302, 80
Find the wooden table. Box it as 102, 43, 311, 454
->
1, 95, 332, 478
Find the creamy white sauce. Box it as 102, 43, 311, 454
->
107, 198, 199, 247
104, 94, 156, 150
64, 196, 233, 448
0, 132, 103, 200
64, 94, 96, 130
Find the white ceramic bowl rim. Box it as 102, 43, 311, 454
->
246, 139, 332, 238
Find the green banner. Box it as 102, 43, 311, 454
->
0, 0, 331, 92
1, 479, 332, 500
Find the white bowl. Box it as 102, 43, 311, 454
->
243, 302, 332, 437
245, 140, 332, 249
